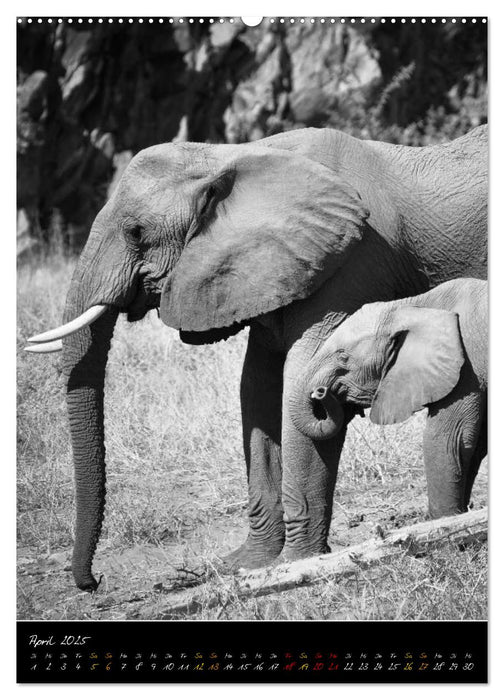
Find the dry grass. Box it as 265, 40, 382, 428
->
17, 254, 487, 620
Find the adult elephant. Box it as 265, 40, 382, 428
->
27, 125, 487, 591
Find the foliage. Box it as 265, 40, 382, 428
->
322, 60, 487, 146
17, 21, 487, 254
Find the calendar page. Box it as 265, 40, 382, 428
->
16, 13, 488, 684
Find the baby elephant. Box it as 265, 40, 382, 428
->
289, 278, 487, 518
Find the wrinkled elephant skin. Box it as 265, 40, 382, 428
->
28, 126, 487, 589
289, 278, 487, 518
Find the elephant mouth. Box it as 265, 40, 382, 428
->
127, 271, 248, 341
126, 285, 162, 323
126, 303, 159, 323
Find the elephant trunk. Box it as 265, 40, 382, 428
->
61, 235, 119, 591
288, 367, 344, 441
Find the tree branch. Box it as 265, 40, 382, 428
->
159, 508, 487, 617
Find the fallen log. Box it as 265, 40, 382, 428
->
160, 507, 487, 617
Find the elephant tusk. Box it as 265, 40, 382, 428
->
24, 340, 63, 353
27, 305, 108, 343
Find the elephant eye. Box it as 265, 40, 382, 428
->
335, 350, 349, 364
129, 224, 143, 241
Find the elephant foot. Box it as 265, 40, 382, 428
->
280, 543, 331, 563
72, 566, 101, 592
428, 504, 466, 520
219, 538, 284, 573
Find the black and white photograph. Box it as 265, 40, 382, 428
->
16, 11, 488, 682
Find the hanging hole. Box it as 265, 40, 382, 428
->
241, 16, 263, 26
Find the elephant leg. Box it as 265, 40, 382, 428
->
463, 404, 487, 509
222, 331, 285, 570
280, 395, 350, 559
423, 387, 484, 518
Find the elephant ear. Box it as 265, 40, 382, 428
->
160, 147, 369, 332
370, 306, 465, 425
